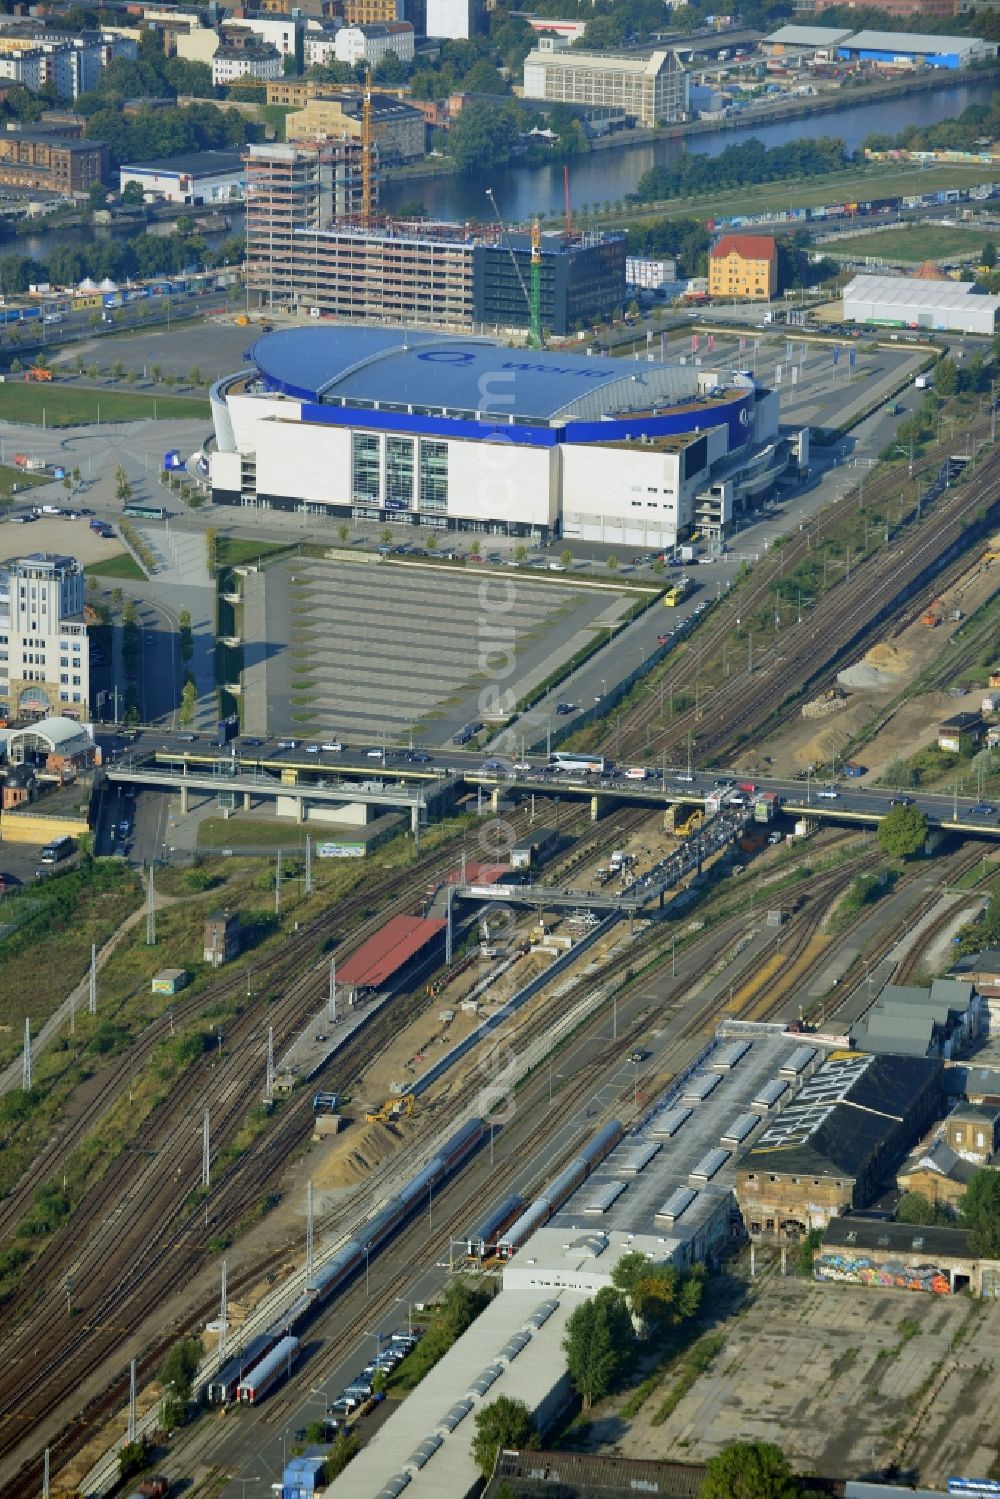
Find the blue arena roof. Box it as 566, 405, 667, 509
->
246, 326, 708, 423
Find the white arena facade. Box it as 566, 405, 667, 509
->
210, 327, 784, 547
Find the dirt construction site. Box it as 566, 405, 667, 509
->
754, 540, 1000, 779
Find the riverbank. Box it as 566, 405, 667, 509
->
383, 62, 1000, 192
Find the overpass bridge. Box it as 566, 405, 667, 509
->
106, 760, 459, 832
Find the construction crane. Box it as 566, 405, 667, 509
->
361, 66, 374, 229
485, 188, 543, 351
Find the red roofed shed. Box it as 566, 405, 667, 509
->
337, 914, 446, 990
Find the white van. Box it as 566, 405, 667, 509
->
817, 788, 839, 799
625, 767, 649, 781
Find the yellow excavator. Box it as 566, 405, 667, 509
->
365, 1095, 415, 1124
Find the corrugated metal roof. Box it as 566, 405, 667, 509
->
681, 1072, 722, 1103
337, 915, 446, 988
842, 28, 981, 52
766, 24, 853, 44
844, 275, 1000, 314
650, 1105, 693, 1137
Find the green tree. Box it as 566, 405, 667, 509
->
698, 1441, 799, 1499
982, 240, 997, 270
336, 522, 349, 543
877, 803, 928, 859
112, 360, 125, 380
472, 1396, 537, 1477
9, 358, 21, 374
448, 100, 522, 171
438, 1277, 488, 1341
425, 532, 438, 550
151, 362, 162, 384
897, 1192, 952, 1227
514, 544, 528, 562
179, 679, 197, 726
88, 182, 109, 209
121, 180, 145, 206
606, 553, 619, 570
562, 1287, 634, 1409
118, 1440, 148, 1483
159, 1335, 203, 1402
188, 366, 202, 388
933, 357, 958, 397
962, 1167, 1000, 1257
559, 549, 572, 568
611, 1252, 703, 1333
380, 526, 393, 545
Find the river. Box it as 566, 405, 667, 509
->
380, 77, 997, 222
7, 75, 994, 262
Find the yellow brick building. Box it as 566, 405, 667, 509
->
708, 233, 778, 302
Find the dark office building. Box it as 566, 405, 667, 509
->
473, 230, 626, 337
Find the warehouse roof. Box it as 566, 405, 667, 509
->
843, 274, 1000, 315
765, 24, 853, 45
247, 325, 712, 420
743, 1051, 943, 1179
840, 29, 986, 54
822, 1216, 973, 1260
325, 1290, 576, 1498
120, 150, 245, 177
336, 913, 445, 989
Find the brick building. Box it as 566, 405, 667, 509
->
0, 131, 108, 193
734, 1050, 943, 1240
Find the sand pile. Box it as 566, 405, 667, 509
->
838, 641, 910, 690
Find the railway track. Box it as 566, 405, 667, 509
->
0, 798, 650, 1494
657, 445, 1000, 766
24, 832, 968, 1495
608, 418, 998, 765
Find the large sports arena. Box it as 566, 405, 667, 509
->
210, 326, 784, 547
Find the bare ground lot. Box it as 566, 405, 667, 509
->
755, 545, 1000, 779
610, 1268, 1000, 1488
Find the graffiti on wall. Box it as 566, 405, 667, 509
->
814, 1252, 951, 1295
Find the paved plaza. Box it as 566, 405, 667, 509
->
258, 557, 637, 743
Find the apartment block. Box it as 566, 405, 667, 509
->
522, 42, 689, 127
286, 92, 425, 162
0, 131, 108, 192
0, 554, 90, 722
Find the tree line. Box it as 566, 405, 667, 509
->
632, 136, 849, 207
0, 227, 245, 296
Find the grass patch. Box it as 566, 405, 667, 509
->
216, 538, 294, 569
826, 224, 983, 264
594, 158, 1000, 232
197, 818, 313, 850
85, 552, 145, 581
650, 1331, 725, 1427
0, 464, 47, 499
0, 385, 210, 426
